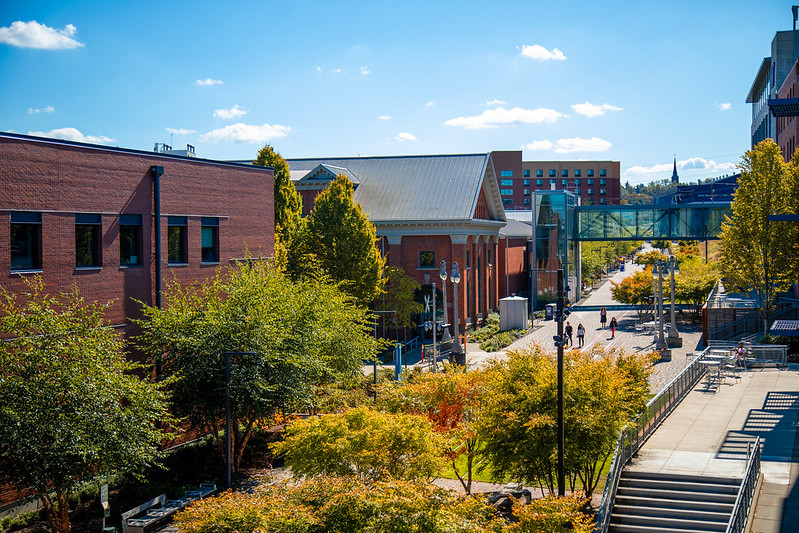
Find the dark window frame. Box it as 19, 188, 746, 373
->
119, 214, 142, 267
201, 217, 220, 263
419, 250, 436, 269
168, 216, 188, 265
10, 211, 42, 271
75, 213, 102, 268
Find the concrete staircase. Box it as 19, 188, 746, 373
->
608, 471, 741, 532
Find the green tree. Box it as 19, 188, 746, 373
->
376, 266, 423, 335
674, 257, 719, 313
273, 406, 444, 483
508, 495, 594, 533
476, 345, 653, 496
137, 261, 381, 471
635, 249, 668, 266
0, 278, 169, 533
719, 140, 799, 330
254, 144, 302, 240
288, 174, 385, 305
379, 366, 487, 494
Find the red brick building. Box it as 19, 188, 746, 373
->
490, 150, 622, 208
0, 132, 275, 336
286, 154, 507, 330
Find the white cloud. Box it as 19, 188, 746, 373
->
486, 99, 507, 106
571, 102, 622, 117
716, 102, 732, 111
200, 123, 290, 143
523, 140, 554, 151
361, 66, 371, 75
28, 105, 55, 114
333, 68, 343, 75
28, 127, 114, 144
444, 106, 566, 129
196, 78, 223, 86
553, 137, 611, 153
378, 115, 391, 120
316, 66, 322, 74
0, 21, 83, 49
425, 101, 436, 107
625, 157, 737, 177
521, 44, 566, 61
213, 105, 247, 120
166, 127, 196, 135
395, 132, 417, 142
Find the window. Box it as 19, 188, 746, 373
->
500, 170, 513, 177
587, 169, 594, 177
536, 179, 543, 186
523, 179, 530, 186
536, 169, 543, 177
168, 216, 188, 264
600, 178, 607, 186
600, 169, 607, 177
75, 213, 101, 267
119, 214, 142, 266
587, 188, 594, 195
575, 179, 581, 186
10, 212, 42, 271
419, 250, 435, 268
600, 198, 607, 205
201, 217, 219, 263
562, 169, 568, 177
500, 179, 513, 186
501, 189, 513, 196
523, 198, 531, 205
502, 199, 513, 205
587, 178, 594, 185
523, 169, 530, 178
466, 250, 471, 268
561, 179, 568, 186
600, 188, 607, 195
549, 179, 556, 185
524, 189, 530, 195
549, 169, 556, 177
574, 169, 581, 177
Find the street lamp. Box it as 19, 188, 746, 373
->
222, 351, 256, 490
439, 260, 449, 326
451, 261, 464, 365
651, 262, 668, 354
666, 255, 681, 346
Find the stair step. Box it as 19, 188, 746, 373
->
611, 513, 728, 531
614, 494, 734, 514
616, 486, 738, 503
619, 477, 741, 495
608, 524, 724, 533
613, 504, 730, 523
622, 470, 742, 486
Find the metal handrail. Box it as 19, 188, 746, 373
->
595, 349, 709, 533
726, 437, 761, 533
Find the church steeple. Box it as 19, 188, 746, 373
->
671, 156, 679, 184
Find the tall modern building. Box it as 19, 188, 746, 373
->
746, 27, 799, 147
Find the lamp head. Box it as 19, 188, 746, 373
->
651, 263, 660, 278
439, 260, 448, 281
451, 261, 461, 284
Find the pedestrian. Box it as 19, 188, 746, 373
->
600, 307, 607, 329
610, 316, 618, 339
564, 322, 573, 347
577, 323, 585, 347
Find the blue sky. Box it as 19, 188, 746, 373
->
0, 0, 793, 184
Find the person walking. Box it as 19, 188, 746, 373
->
576, 323, 585, 347
564, 322, 573, 347
610, 316, 618, 339
600, 307, 607, 329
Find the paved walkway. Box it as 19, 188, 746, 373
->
627, 365, 799, 533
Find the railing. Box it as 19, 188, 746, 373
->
726, 437, 761, 533
595, 349, 709, 533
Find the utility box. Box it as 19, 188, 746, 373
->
499, 296, 528, 331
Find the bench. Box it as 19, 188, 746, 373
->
122, 484, 217, 533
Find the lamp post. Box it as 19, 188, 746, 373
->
222, 351, 256, 489
439, 261, 449, 326
555, 268, 566, 496
451, 261, 464, 365
432, 282, 437, 372
651, 262, 668, 354
666, 255, 681, 346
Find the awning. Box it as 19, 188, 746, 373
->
770, 320, 799, 337
768, 97, 799, 117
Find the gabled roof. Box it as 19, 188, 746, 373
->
286, 154, 506, 223
294, 163, 359, 188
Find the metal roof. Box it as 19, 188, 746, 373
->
770, 320, 799, 337
287, 154, 505, 223
499, 219, 532, 239
746, 57, 772, 103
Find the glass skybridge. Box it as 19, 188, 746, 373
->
575, 203, 731, 241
